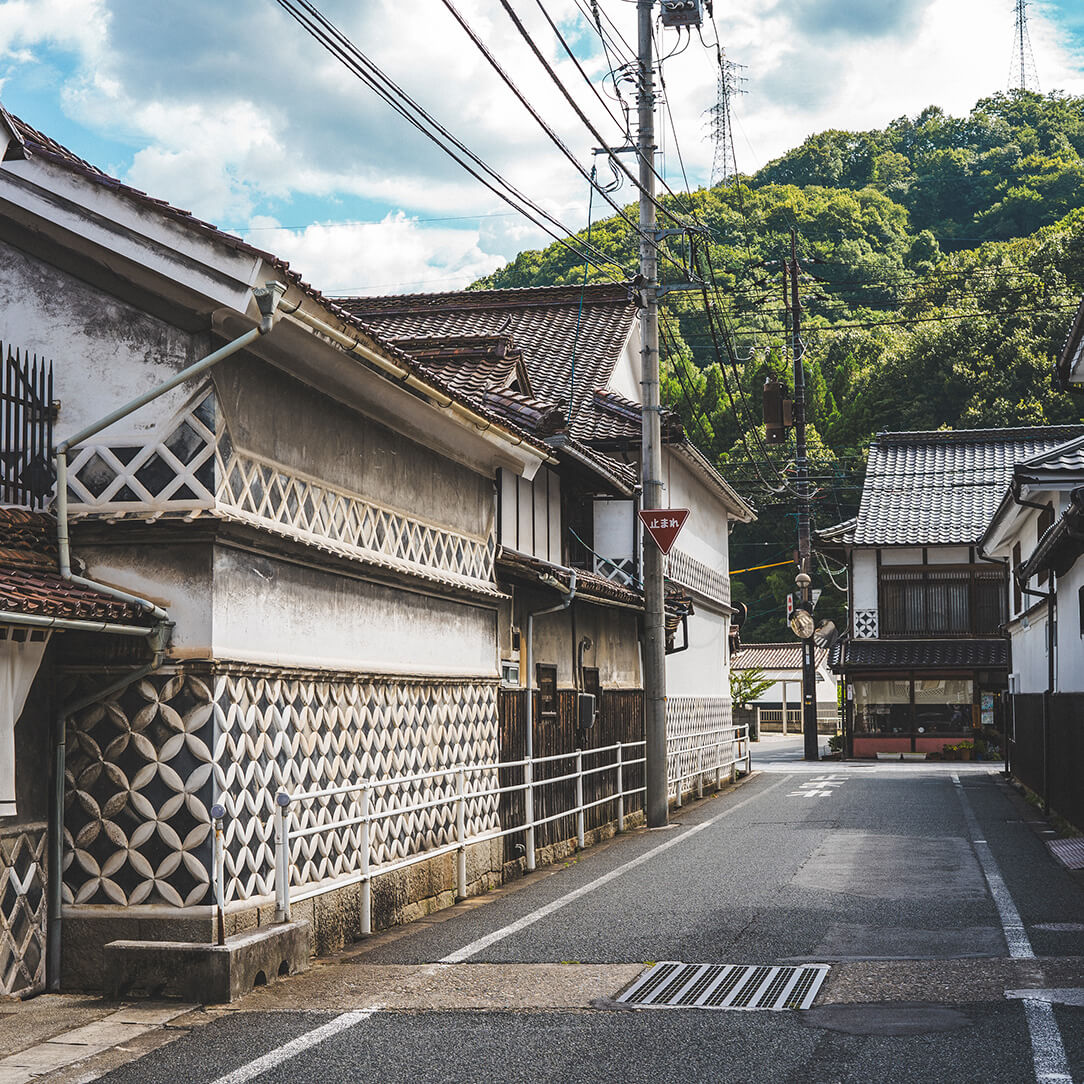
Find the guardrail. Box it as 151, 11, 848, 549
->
268, 726, 750, 930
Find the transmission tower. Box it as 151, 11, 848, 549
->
706, 47, 745, 187
1008, 0, 1039, 92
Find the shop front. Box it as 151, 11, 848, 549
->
834, 641, 1008, 759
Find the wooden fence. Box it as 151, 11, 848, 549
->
498, 688, 644, 862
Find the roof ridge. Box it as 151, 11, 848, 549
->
873, 425, 1084, 445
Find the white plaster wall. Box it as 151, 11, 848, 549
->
746, 667, 838, 705
529, 601, 641, 688
852, 550, 878, 612
212, 546, 498, 677
216, 358, 494, 541
662, 451, 730, 566
1056, 559, 1084, 693
927, 546, 972, 564
1013, 614, 1049, 695
79, 541, 213, 657
880, 547, 923, 566
594, 499, 636, 564
667, 609, 728, 697
0, 240, 201, 445
606, 330, 642, 404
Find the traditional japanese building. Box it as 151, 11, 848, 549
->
821, 426, 1084, 759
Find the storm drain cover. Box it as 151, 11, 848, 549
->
1047, 838, 1084, 870
616, 962, 830, 1011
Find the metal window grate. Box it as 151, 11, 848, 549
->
616, 962, 830, 1011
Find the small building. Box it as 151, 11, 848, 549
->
343, 286, 756, 795
978, 433, 1084, 830
729, 641, 837, 733
820, 427, 1084, 759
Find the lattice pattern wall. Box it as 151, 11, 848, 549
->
62, 668, 499, 910
666, 549, 731, 610
0, 826, 46, 997
854, 609, 879, 639
65, 386, 497, 594
666, 696, 736, 799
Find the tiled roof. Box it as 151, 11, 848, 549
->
4, 111, 551, 461
495, 548, 642, 608
815, 517, 857, 547
833, 638, 1008, 670
0, 510, 148, 624
338, 284, 640, 444
854, 427, 1084, 547
586, 389, 684, 446
731, 642, 829, 671
1017, 433, 1084, 473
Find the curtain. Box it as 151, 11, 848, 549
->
0, 635, 50, 817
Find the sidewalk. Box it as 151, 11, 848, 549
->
0, 996, 203, 1083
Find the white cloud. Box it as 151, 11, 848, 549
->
1, 0, 1083, 291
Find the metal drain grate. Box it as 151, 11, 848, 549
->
1048, 838, 1084, 870
616, 962, 830, 1011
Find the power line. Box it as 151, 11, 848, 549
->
271, 0, 627, 280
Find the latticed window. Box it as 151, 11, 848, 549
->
879, 567, 1006, 638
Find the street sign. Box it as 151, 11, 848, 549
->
786, 593, 794, 618
811, 588, 822, 609
639, 508, 690, 556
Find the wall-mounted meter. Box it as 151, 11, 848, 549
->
660, 0, 703, 28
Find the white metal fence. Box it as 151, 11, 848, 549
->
212, 728, 749, 931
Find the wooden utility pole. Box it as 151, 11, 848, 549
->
788, 229, 820, 761
638, 0, 667, 826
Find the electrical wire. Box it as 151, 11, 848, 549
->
271, 0, 626, 279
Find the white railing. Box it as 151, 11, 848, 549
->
671, 724, 751, 807
262, 727, 750, 930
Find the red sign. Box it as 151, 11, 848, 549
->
639, 508, 690, 556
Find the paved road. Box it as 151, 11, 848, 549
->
96, 737, 1084, 1083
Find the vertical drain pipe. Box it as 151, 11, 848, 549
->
47, 627, 168, 992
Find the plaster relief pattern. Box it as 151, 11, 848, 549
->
65, 385, 497, 593
0, 826, 47, 997
665, 696, 738, 799
215, 448, 496, 593
213, 673, 499, 904
854, 609, 879, 639
62, 668, 499, 910
666, 550, 731, 609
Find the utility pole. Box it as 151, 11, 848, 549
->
788, 229, 820, 762
638, 0, 667, 827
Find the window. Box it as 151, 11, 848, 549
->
1037, 504, 1054, 588
879, 567, 1005, 637
536, 664, 558, 721
852, 679, 911, 736
1012, 541, 1022, 614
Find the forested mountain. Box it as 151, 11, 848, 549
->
471, 91, 1084, 642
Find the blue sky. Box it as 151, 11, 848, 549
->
1, 0, 1083, 295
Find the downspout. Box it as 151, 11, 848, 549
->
525, 571, 577, 759
46, 281, 285, 992
1006, 486, 1055, 813
47, 622, 170, 992
53, 282, 286, 617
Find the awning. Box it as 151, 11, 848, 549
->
833, 638, 1009, 671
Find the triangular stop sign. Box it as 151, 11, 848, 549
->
639, 508, 690, 556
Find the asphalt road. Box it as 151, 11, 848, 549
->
96, 736, 1084, 1083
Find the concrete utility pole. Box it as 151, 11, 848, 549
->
638, 0, 667, 827
788, 230, 820, 762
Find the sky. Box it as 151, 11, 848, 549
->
1, 0, 1083, 297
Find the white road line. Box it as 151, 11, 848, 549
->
952, 775, 1074, 1084
208, 1007, 381, 1084
441, 773, 794, 964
